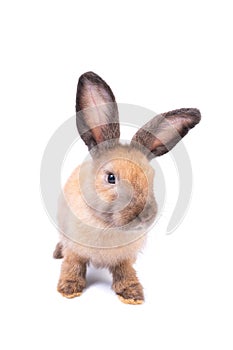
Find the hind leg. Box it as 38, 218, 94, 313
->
53, 242, 64, 259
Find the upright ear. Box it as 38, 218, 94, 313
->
131, 108, 201, 158
76, 71, 120, 151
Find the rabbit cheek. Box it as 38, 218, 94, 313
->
138, 196, 158, 225
96, 188, 117, 203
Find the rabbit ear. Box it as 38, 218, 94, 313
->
131, 108, 201, 158
76, 72, 120, 151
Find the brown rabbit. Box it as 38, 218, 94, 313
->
54, 72, 201, 304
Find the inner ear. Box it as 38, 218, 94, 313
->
76, 72, 120, 151
76, 72, 116, 112
131, 108, 201, 158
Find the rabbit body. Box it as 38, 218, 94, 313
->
57, 163, 147, 268
54, 71, 201, 304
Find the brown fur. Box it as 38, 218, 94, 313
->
54, 72, 201, 304
53, 242, 63, 259
56, 150, 150, 303
76, 72, 120, 151
132, 108, 201, 158
91, 145, 157, 228
109, 260, 144, 304
57, 249, 88, 298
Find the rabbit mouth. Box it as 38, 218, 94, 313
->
111, 212, 156, 231
133, 215, 155, 230
93, 198, 157, 231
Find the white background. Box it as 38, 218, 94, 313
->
1, 0, 233, 349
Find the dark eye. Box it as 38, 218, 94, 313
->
107, 173, 116, 184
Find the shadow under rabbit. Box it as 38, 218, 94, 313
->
86, 265, 112, 288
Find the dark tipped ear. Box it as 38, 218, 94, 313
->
76, 72, 120, 151
131, 108, 201, 158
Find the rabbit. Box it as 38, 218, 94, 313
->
53, 71, 201, 304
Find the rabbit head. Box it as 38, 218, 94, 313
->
75, 72, 201, 232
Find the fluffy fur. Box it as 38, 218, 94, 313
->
54, 71, 201, 304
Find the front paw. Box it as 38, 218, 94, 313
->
116, 283, 144, 305
57, 279, 85, 299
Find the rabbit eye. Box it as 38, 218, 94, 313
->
107, 173, 116, 184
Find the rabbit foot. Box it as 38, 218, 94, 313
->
110, 261, 144, 304
118, 295, 143, 305
57, 279, 85, 299
116, 283, 144, 305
